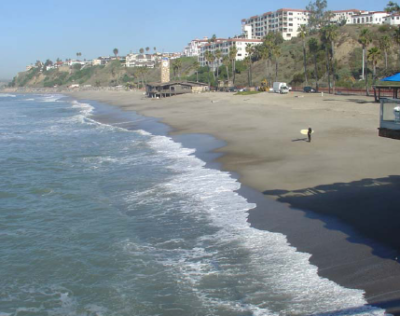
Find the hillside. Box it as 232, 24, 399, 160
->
9, 57, 198, 89
8, 24, 397, 90
232, 24, 397, 88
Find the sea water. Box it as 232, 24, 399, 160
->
0, 93, 386, 316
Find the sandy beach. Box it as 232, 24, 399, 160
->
68, 89, 400, 314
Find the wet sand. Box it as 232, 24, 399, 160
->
69, 90, 400, 314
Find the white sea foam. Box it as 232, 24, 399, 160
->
133, 133, 388, 316
0, 94, 16, 98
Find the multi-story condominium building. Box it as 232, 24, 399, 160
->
183, 38, 209, 57
199, 38, 262, 69
241, 9, 310, 41
350, 11, 389, 24
330, 9, 364, 24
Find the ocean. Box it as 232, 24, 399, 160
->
0, 93, 386, 316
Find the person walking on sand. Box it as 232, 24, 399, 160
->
307, 127, 312, 142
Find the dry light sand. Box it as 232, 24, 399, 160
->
70, 90, 395, 192
69, 89, 400, 314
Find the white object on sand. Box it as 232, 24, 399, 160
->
301, 129, 315, 135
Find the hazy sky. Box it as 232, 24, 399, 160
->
0, 0, 386, 79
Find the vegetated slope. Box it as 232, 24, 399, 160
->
232, 24, 397, 88
11, 57, 198, 88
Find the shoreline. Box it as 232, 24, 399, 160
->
69, 90, 400, 314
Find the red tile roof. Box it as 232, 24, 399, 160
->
277, 8, 309, 12
332, 9, 361, 13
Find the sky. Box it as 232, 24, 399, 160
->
0, 0, 386, 79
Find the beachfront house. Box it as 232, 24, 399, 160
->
146, 81, 209, 98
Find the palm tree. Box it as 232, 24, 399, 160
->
298, 24, 308, 85
76, 52, 82, 60
229, 45, 238, 84
379, 35, 391, 73
324, 25, 338, 94
215, 49, 222, 80
244, 56, 251, 87
153, 47, 157, 53
245, 43, 254, 86
258, 45, 270, 83
174, 58, 182, 80
146, 47, 150, 53
367, 47, 382, 86
394, 28, 400, 68
320, 27, 331, 93
113, 48, 119, 59
308, 37, 320, 92
358, 28, 372, 80
192, 61, 200, 82
139, 48, 144, 54
272, 45, 281, 82
222, 55, 230, 84
204, 51, 213, 88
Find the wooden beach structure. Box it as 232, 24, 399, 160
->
373, 85, 400, 102
146, 81, 209, 98
374, 73, 400, 102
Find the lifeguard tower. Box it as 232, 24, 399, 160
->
378, 74, 400, 140
379, 98, 400, 140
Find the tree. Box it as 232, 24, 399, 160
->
146, 47, 150, 53
153, 47, 157, 53
367, 47, 382, 86
172, 58, 182, 80
306, 0, 328, 29
113, 48, 119, 59
245, 43, 254, 86
358, 28, 372, 80
320, 27, 331, 93
258, 45, 270, 82
243, 57, 251, 87
222, 55, 230, 83
379, 35, 391, 73
298, 24, 308, 85
215, 49, 222, 80
308, 37, 320, 91
229, 45, 238, 84
139, 48, 144, 54
76, 52, 82, 60
209, 34, 217, 43
44, 59, 53, 67
394, 28, 400, 67
192, 61, 200, 82
385, 1, 400, 14
272, 45, 281, 82
204, 51, 213, 88
324, 25, 339, 94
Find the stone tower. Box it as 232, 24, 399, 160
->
161, 57, 170, 83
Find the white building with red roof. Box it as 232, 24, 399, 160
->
330, 9, 364, 24
350, 11, 389, 24
385, 13, 400, 25
183, 38, 209, 57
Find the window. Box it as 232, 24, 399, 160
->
238, 54, 242, 56
287, 33, 291, 37
289, 23, 293, 26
